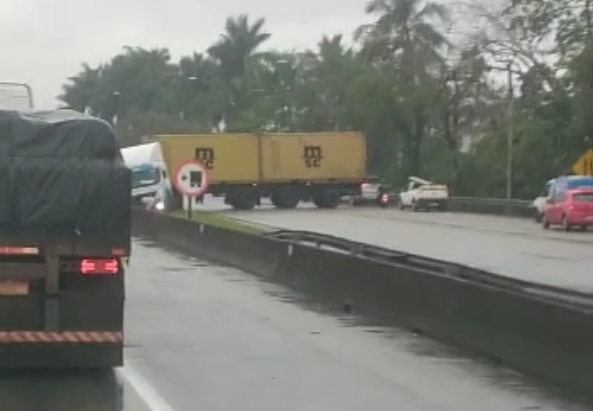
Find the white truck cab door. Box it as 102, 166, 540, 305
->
400, 183, 415, 205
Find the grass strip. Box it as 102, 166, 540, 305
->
170, 210, 264, 235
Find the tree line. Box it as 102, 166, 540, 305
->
59, 0, 593, 199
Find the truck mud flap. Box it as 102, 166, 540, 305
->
0, 343, 122, 368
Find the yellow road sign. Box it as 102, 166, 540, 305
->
572, 149, 593, 175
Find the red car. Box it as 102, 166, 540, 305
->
542, 189, 593, 231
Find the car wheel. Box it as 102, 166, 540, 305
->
561, 215, 571, 231
542, 214, 550, 229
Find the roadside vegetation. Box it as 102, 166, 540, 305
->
60, 0, 593, 199
170, 209, 266, 234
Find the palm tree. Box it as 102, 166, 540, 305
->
59, 64, 104, 112
206, 14, 271, 128
310, 35, 354, 130
354, 0, 451, 175
355, 0, 450, 74
207, 14, 271, 83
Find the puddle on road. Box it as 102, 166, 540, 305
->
0, 369, 152, 411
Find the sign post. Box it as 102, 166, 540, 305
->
173, 159, 211, 219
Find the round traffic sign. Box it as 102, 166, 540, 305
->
173, 159, 211, 197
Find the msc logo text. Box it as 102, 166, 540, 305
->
195, 147, 215, 169
303, 145, 323, 168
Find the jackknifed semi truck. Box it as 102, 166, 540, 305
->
0, 108, 131, 368
150, 131, 367, 210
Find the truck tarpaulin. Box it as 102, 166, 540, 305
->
0, 109, 131, 236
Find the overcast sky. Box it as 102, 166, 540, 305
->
0, 0, 376, 109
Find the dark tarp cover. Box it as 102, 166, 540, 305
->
0, 109, 131, 235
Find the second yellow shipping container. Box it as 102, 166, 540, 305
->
259, 132, 366, 183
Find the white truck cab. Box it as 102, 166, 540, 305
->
121, 143, 172, 207
398, 176, 449, 212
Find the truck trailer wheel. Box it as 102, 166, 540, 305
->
230, 189, 258, 210
271, 188, 300, 209
313, 190, 341, 209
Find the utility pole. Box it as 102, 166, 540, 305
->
506, 61, 515, 199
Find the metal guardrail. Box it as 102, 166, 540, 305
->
265, 229, 593, 309
346, 194, 534, 218
446, 196, 533, 218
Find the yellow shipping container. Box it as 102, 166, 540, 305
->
151, 134, 260, 184
260, 132, 366, 182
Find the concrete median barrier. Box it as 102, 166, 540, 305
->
131, 207, 282, 276
132, 207, 593, 399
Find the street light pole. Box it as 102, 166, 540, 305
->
506, 61, 515, 200
111, 91, 121, 126
182, 76, 197, 120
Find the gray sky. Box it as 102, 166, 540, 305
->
0, 0, 373, 109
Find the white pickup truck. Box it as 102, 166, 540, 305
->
398, 177, 449, 211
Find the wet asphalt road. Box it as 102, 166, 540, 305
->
4, 239, 592, 411
197, 198, 593, 292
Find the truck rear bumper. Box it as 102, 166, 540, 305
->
0, 331, 123, 368
417, 198, 447, 207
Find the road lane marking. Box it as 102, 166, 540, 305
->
118, 365, 176, 411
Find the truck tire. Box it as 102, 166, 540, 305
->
231, 189, 258, 210
313, 190, 341, 209
272, 188, 300, 209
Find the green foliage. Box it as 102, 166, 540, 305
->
59, 0, 593, 198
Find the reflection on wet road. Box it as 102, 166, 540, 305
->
122, 239, 591, 411
2, 238, 592, 411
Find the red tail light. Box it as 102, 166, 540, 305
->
80, 259, 119, 275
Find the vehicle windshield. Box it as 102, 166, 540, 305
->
131, 165, 160, 188
572, 193, 593, 202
